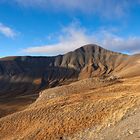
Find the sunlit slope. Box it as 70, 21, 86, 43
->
0, 76, 140, 140
0, 44, 140, 99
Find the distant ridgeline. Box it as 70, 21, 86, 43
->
0, 44, 140, 97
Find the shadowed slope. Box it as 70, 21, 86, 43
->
0, 44, 128, 97
0, 44, 140, 118
0, 44, 140, 139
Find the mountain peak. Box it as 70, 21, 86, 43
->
0, 44, 140, 99
75, 44, 103, 52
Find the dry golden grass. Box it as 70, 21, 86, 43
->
0, 76, 140, 140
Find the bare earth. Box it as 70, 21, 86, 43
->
0, 45, 140, 139
0, 76, 140, 140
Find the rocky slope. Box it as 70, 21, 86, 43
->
1, 44, 139, 99
0, 44, 140, 139
0, 76, 140, 140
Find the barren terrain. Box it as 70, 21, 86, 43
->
0, 45, 140, 139
0, 76, 140, 140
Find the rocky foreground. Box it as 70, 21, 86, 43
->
0, 76, 140, 140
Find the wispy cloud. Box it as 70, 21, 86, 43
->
94, 30, 140, 54
13, 0, 135, 18
22, 23, 92, 55
22, 22, 140, 55
0, 23, 16, 38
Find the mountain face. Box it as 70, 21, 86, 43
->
0, 44, 140, 98
1, 44, 140, 139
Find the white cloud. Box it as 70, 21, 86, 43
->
23, 24, 140, 55
14, 0, 133, 18
93, 30, 140, 53
0, 23, 16, 38
23, 24, 92, 55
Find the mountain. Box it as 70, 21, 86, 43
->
0, 44, 140, 99
0, 44, 140, 139
0, 66, 140, 140
0, 45, 137, 96
0, 44, 140, 101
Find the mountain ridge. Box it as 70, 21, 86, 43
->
0, 44, 140, 136
0, 44, 139, 98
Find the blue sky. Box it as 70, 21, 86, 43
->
0, 0, 140, 57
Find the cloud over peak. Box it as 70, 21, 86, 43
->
22, 22, 140, 55
23, 23, 92, 55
